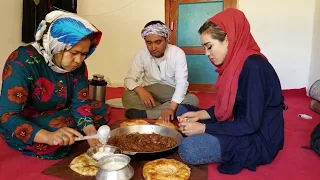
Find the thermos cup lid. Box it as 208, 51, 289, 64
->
92, 74, 105, 81
93, 74, 104, 78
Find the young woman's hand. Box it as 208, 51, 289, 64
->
178, 110, 211, 122
178, 111, 199, 122
178, 122, 205, 136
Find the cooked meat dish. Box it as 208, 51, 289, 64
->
108, 133, 178, 152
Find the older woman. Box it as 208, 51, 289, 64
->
176, 9, 285, 174
0, 10, 110, 159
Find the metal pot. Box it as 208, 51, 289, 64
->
96, 154, 134, 180
108, 125, 184, 160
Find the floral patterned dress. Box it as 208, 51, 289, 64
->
0, 46, 110, 159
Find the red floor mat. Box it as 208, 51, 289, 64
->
0, 88, 319, 180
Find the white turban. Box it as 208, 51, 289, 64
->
141, 23, 170, 41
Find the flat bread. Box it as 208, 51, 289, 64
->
69, 153, 99, 176
143, 158, 191, 180
120, 119, 149, 127
155, 119, 177, 131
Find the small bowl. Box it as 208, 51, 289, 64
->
87, 145, 122, 161
96, 154, 134, 180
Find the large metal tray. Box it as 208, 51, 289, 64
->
109, 124, 183, 160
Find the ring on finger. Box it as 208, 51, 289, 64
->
61, 133, 65, 138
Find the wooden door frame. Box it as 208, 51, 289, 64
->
165, 0, 238, 92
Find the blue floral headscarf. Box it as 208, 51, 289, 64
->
31, 10, 102, 73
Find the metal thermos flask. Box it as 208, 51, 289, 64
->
89, 74, 108, 102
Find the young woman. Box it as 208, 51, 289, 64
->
177, 8, 285, 174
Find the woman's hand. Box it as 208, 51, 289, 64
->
46, 127, 83, 146
178, 111, 199, 122
178, 122, 205, 136
87, 139, 102, 147
178, 110, 211, 123
83, 124, 102, 147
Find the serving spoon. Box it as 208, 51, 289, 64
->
53, 125, 111, 145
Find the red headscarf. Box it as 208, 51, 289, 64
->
209, 8, 267, 121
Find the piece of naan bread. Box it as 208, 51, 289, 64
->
120, 119, 149, 127
143, 158, 191, 180
155, 119, 178, 131
69, 153, 99, 176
